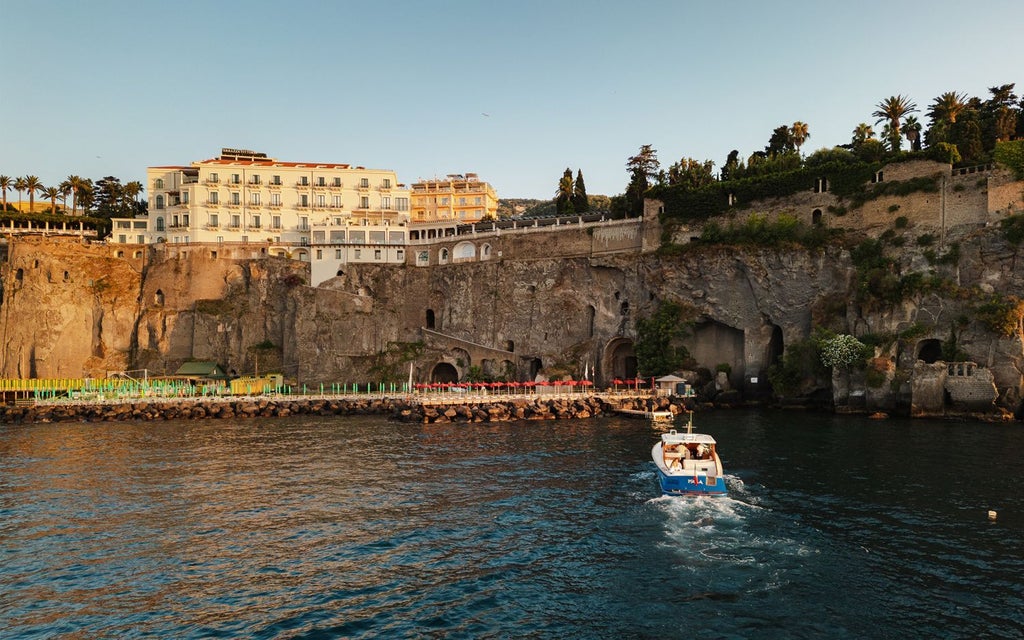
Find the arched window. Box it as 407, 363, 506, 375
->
155, 195, 165, 209
440, 248, 449, 264
426, 309, 436, 329
812, 209, 822, 225
15, 268, 24, 282
154, 289, 164, 306
156, 217, 165, 232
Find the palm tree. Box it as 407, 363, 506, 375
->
873, 95, 918, 152
928, 91, 968, 126
42, 186, 60, 215
23, 175, 43, 213
58, 180, 72, 213
790, 121, 810, 155
0, 175, 12, 212
14, 177, 26, 212
903, 115, 923, 152
852, 123, 875, 146
123, 180, 144, 213
65, 175, 86, 215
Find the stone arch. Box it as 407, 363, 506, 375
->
767, 324, 784, 367
452, 347, 471, 370
425, 309, 436, 329
688, 320, 745, 387
453, 241, 475, 261
133, 250, 143, 259
481, 243, 492, 260
297, 250, 308, 261
603, 337, 637, 382
917, 339, 942, 364
812, 209, 822, 225
503, 340, 514, 352
431, 362, 459, 383
116, 250, 125, 258
500, 359, 515, 379
439, 248, 449, 264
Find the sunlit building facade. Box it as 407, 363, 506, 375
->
409, 173, 498, 224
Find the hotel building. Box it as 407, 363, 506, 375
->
409, 173, 498, 224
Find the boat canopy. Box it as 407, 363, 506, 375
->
661, 429, 716, 445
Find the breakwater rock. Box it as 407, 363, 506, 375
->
0, 394, 690, 425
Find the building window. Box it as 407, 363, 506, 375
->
250, 175, 260, 185
360, 177, 369, 188
396, 197, 409, 211
459, 197, 466, 205
271, 175, 281, 185
300, 216, 308, 230
299, 176, 309, 186
475, 196, 482, 205
251, 193, 260, 205
231, 192, 240, 205
271, 193, 281, 206
300, 194, 309, 207
335, 249, 342, 259
360, 196, 369, 209
156, 217, 165, 231
155, 178, 164, 189
397, 249, 404, 261
182, 191, 189, 204
354, 249, 361, 259
252, 215, 261, 228
382, 196, 391, 209
118, 234, 126, 243
156, 195, 165, 209
231, 215, 240, 228
210, 214, 219, 227
441, 197, 449, 205
374, 249, 381, 260
316, 176, 326, 186
230, 173, 240, 184
383, 178, 391, 188
209, 173, 219, 183
332, 177, 341, 187
272, 215, 281, 229
332, 195, 342, 208
209, 192, 219, 204
317, 194, 326, 207
316, 249, 322, 260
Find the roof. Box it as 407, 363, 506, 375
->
173, 361, 228, 378
195, 158, 354, 170
655, 374, 687, 383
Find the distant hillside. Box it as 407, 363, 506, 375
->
498, 195, 612, 218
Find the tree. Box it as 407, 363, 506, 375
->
873, 94, 918, 152
22, 176, 43, 212
666, 157, 716, 190
851, 123, 875, 147
928, 91, 968, 126
625, 144, 660, 217
572, 169, 589, 213
634, 301, 692, 377
93, 176, 133, 218
42, 186, 61, 214
555, 168, 574, 216
790, 121, 810, 155
0, 175, 11, 212
14, 176, 26, 211
765, 125, 795, 156
65, 175, 87, 214
903, 115, 923, 152
720, 150, 740, 181
58, 180, 72, 213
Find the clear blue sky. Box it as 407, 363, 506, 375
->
2, 0, 1022, 200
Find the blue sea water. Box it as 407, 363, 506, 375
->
1, 410, 1022, 639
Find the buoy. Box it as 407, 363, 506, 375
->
988, 510, 998, 521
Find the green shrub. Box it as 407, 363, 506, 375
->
888, 204, 901, 213
917, 233, 935, 246
894, 216, 908, 229
994, 140, 1024, 179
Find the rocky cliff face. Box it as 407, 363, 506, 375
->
2, 219, 1023, 416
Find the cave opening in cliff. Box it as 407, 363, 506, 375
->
425, 309, 436, 329
154, 289, 164, 306
431, 362, 459, 383
604, 338, 637, 382
917, 339, 942, 364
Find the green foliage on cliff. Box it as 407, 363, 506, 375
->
766, 335, 829, 397
693, 214, 836, 249
993, 140, 1024, 179
634, 301, 693, 377
973, 294, 1024, 336
368, 340, 425, 384
998, 214, 1024, 245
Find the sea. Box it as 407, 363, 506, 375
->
1, 409, 1022, 639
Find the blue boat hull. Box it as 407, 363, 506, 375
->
656, 469, 727, 496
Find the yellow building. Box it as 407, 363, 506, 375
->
409, 173, 498, 224
111, 148, 410, 248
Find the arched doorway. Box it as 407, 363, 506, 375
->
603, 337, 637, 381
425, 309, 436, 329
431, 362, 459, 382
917, 339, 942, 364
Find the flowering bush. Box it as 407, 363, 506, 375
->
819, 334, 868, 369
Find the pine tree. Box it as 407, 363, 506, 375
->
572, 169, 589, 213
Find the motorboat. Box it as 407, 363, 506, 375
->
651, 414, 726, 496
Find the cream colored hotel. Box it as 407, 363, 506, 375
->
111, 148, 498, 284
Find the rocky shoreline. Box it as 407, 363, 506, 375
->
0, 394, 693, 425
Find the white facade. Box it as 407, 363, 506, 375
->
111, 149, 411, 283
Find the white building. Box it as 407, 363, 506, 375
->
111, 148, 411, 280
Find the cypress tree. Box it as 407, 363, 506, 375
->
572, 169, 589, 213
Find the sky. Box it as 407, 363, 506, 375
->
2, 0, 1023, 200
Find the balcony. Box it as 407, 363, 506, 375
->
206, 201, 220, 208
267, 203, 283, 210
249, 202, 263, 209
225, 203, 241, 210
205, 224, 219, 230
267, 182, 282, 190
295, 182, 310, 189
204, 179, 220, 187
